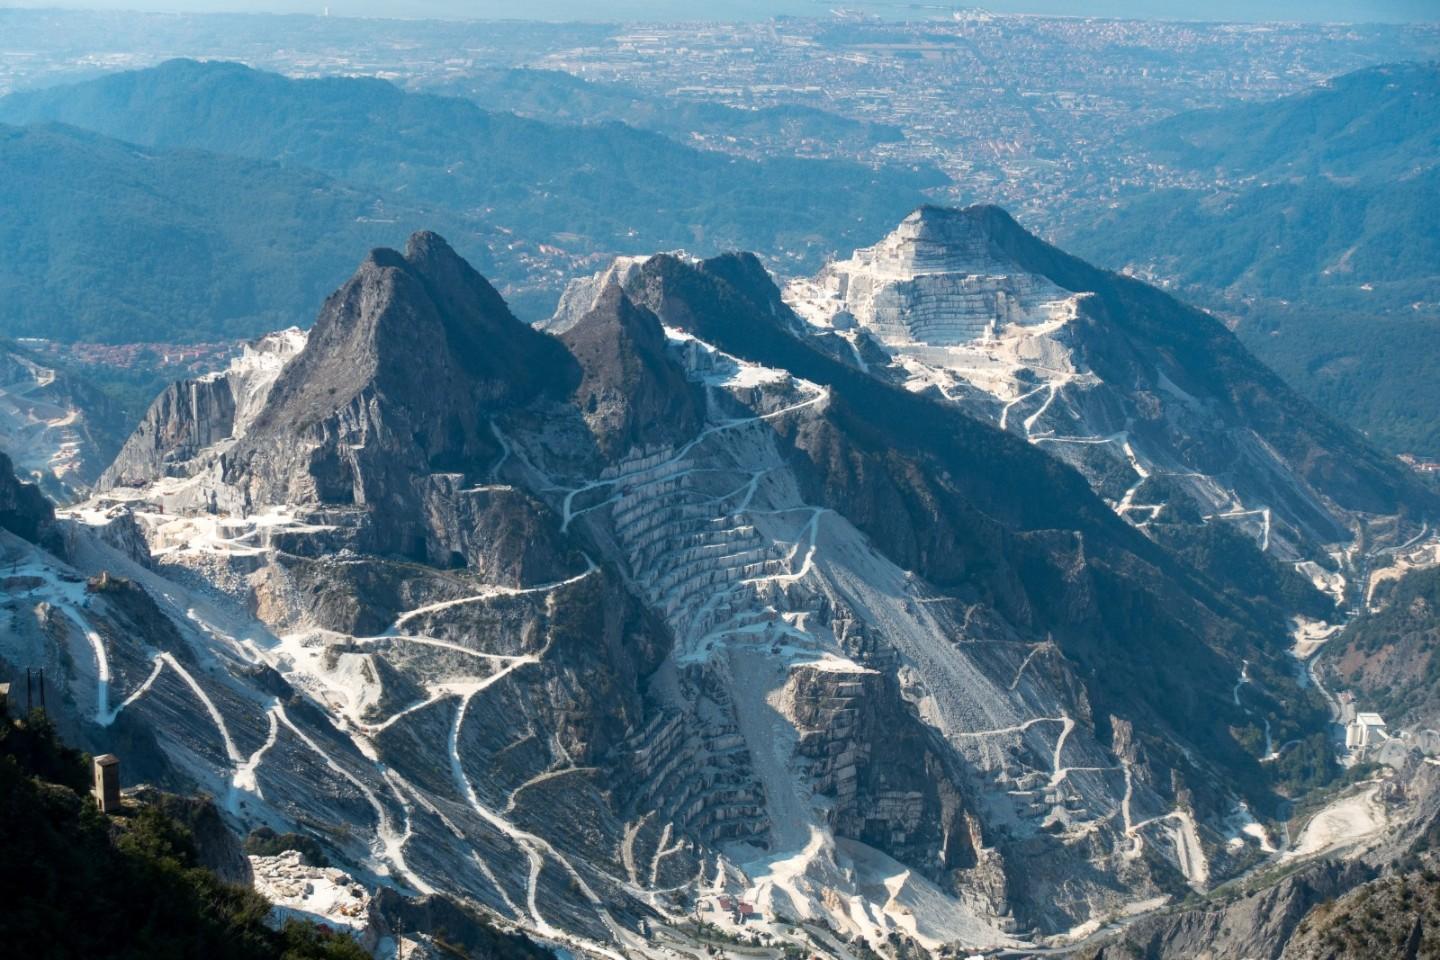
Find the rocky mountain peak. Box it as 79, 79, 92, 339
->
695, 251, 813, 335
788, 204, 1075, 350
546, 254, 659, 336
855, 203, 1035, 279
97, 236, 583, 566
249, 232, 571, 444
396, 230, 539, 380
559, 281, 700, 456
215, 236, 583, 520
566, 279, 652, 340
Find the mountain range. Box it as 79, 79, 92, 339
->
9, 57, 1435, 475
0, 59, 941, 337
779, 204, 1431, 563
4, 198, 1437, 957
0, 121, 477, 343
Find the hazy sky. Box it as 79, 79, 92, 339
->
1, 0, 1435, 23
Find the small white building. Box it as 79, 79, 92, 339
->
1346, 712, 1387, 751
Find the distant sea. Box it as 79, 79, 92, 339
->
7, 0, 1436, 25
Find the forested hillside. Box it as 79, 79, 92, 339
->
1059, 63, 1440, 456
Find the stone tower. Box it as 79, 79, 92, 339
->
93, 754, 121, 813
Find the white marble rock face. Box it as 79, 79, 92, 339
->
795, 207, 1073, 347
784, 206, 1368, 562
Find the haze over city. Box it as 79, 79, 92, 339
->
2, 0, 1436, 22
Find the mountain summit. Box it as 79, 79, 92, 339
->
252, 231, 570, 437
785, 204, 1433, 560
102, 233, 582, 568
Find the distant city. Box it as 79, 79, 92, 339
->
3, 7, 1435, 235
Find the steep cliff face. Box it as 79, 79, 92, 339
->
244, 232, 572, 455
17, 227, 1393, 959
786, 664, 987, 883
101, 375, 238, 489
100, 235, 580, 572
99, 327, 304, 492
0, 448, 58, 549
229, 235, 575, 565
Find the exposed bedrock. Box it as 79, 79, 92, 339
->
786, 663, 985, 877
0, 448, 59, 549
781, 205, 1436, 563
559, 282, 702, 459
101, 374, 236, 489
0, 346, 126, 498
